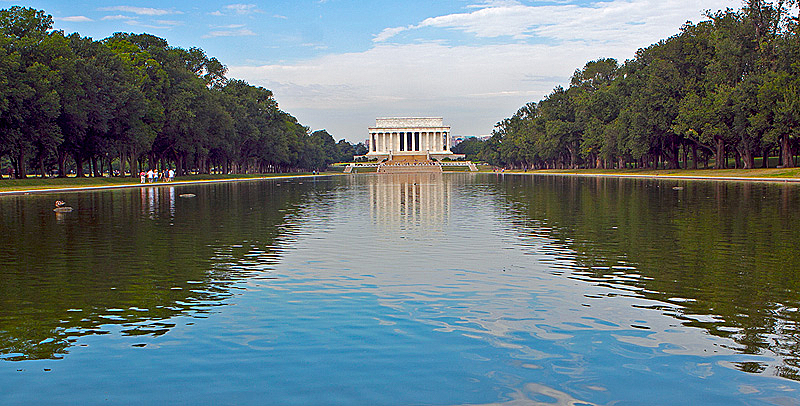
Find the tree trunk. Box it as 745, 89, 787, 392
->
56, 150, 67, 177
130, 154, 139, 178
734, 149, 741, 169
714, 138, 725, 169
682, 145, 688, 170
176, 154, 184, 177
568, 145, 578, 169
780, 134, 794, 168
119, 151, 126, 177
74, 152, 85, 177
668, 145, 679, 169
91, 156, 99, 177
15, 153, 27, 179
762, 148, 770, 168
690, 144, 698, 170
742, 146, 754, 169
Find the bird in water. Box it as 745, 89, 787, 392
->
54, 200, 73, 212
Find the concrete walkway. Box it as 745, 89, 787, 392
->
0, 174, 329, 196
516, 172, 800, 183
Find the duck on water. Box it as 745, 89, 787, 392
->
53, 200, 73, 212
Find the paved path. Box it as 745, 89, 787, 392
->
511, 172, 800, 183
3, 172, 799, 196
0, 174, 329, 196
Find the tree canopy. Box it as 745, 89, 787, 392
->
0, 6, 359, 179
471, 1, 800, 170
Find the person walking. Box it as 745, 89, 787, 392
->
147, 169, 154, 183
140, 171, 146, 183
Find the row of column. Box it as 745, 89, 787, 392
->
370, 131, 448, 153
368, 174, 450, 230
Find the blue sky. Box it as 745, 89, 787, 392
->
4, 0, 744, 142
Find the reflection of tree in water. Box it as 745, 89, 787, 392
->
0, 180, 318, 361
497, 175, 800, 380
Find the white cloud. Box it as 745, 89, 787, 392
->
230, 41, 605, 139
204, 28, 258, 38
155, 20, 183, 27
101, 15, 133, 20
211, 4, 264, 16
59, 16, 93, 23
230, 0, 743, 140
98, 6, 179, 16
373, 26, 411, 43
374, 0, 739, 44
227, 4, 262, 15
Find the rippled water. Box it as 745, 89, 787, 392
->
1, 174, 799, 405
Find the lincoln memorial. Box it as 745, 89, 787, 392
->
366, 117, 455, 160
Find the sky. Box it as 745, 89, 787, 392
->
4, 0, 745, 142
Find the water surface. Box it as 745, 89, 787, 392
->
1, 174, 799, 405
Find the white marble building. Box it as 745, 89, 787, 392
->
365, 117, 455, 160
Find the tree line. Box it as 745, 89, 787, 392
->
0, 6, 366, 179
455, 1, 800, 170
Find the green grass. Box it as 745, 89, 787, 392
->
5, 166, 798, 193
0, 172, 327, 193
350, 166, 380, 173
507, 167, 800, 179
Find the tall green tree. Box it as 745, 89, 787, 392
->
0, 7, 63, 178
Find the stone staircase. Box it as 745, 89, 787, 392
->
378, 155, 442, 173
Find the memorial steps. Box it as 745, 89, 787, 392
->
378, 154, 442, 173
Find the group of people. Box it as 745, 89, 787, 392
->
139, 169, 175, 183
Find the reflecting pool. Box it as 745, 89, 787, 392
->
1, 174, 799, 405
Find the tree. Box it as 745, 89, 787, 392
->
0, 7, 63, 178
451, 138, 484, 161
104, 34, 167, 176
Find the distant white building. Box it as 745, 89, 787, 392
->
365, 117, 456, 160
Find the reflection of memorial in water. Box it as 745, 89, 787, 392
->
367, 173, 451, 231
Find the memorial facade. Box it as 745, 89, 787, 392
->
366, 117, 455, 160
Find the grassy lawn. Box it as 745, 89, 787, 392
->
0, 172, 326, 193
505, 167, 800, 179
4, 167, 800, 193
